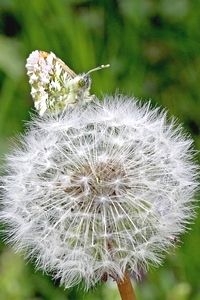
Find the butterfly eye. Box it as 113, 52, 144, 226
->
78, 78, 86, 88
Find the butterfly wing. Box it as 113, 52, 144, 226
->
26, 50, 77, 116
52, 53, 77, 78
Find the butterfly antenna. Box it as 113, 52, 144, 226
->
87, 64, 110, 75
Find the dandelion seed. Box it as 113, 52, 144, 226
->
0, 95, 198, 290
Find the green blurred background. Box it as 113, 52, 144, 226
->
0, 1, 200, 299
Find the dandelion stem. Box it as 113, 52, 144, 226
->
117, 273, 137, 300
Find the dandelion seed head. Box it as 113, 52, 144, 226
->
1, 95, 198, 289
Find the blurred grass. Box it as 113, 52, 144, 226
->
0, 0, 200, 299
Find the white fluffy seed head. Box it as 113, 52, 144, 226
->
0, 95, 198, 289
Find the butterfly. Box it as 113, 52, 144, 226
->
25, 50, 110, 116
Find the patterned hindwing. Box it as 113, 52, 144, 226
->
26, 50, 78, 116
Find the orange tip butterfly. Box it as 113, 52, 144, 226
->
26, 50, 110, 116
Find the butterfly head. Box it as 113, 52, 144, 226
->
76, 64, 110, 92
77, 74, 91, 89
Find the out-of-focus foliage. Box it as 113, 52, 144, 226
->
0, 0, 199, 299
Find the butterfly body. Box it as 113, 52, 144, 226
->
26, 50, 108, 116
